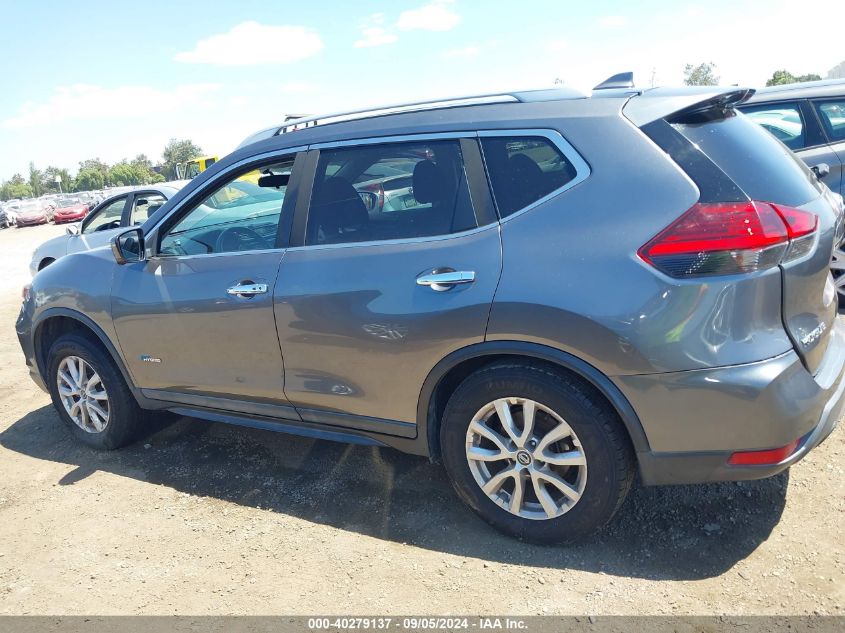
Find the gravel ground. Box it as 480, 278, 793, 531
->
0, 223, 842, 615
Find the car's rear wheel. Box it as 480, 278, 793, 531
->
47, 333, 145, 449
440, 362, 634, 543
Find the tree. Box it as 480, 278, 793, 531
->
766, 70, 822, 86
161, 138, 203, 179
1, 174, 33, 200
683, 62, 719, 86
41, 166, 72, 194
74, 168, 105, 192
131, 154, 153, 171
28, 162, 43, 197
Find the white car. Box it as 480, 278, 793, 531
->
30, 181, 188, 275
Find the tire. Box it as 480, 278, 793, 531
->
440, 362, 635, 544
46, 333, 145, 450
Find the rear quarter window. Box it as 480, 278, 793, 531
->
672, 111, 822, 208
480, 136, 580, 218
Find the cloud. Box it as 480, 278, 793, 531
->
442, 46, 480, 59
355, 27, 399, 48
175, 21, 323, 65
3, 84, 222, 129
398, 0, 460, 32
598, 15, 626, 28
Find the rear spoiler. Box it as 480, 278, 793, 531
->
623, 86, 755, 127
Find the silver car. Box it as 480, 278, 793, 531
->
30, 181, 188, 274
16, 81, 845, 542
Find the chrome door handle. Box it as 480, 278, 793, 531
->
416, 270, 475, 291
226, 283, 268, 297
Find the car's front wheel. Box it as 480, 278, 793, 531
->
440, 362, 635, 543
47, 333, 145, 449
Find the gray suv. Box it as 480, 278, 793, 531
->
16, 83, 845, 542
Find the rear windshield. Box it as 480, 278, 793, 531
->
672, 110, 821, 208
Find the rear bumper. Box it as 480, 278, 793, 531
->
618, 318, 845, 485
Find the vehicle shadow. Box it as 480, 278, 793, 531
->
0, 406, 789, 581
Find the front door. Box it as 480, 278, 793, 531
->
273, 137, 502, 436
111, 154, 301, 416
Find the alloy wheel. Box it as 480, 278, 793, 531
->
465, 397, 587, 521
56, 355, 110, 433
830, 247, 845, 304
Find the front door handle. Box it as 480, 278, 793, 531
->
227, 282, 268, 297
416, 270, 475, 292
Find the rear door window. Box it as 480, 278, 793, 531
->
306, 140, 477, 246
813, 100, 845, 142
130, 193, 167, 225
673, 111, 822, 207
480, 136, 580, 218
740, 102, 806, 150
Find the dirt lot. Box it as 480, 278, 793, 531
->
0, 223, 842, 616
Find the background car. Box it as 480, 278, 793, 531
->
0, 203, 18, 228
30, 181, 188, 273
740, 78, 845, 304
52, 197, 90, 224
15, 200, 51, 227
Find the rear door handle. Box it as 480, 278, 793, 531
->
227, 283, 268, 297
416, 270, 475, 292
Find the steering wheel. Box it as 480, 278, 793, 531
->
215, 226, 265, 253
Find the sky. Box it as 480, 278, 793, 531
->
1, 0, 844, 179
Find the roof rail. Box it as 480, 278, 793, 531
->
275, 93, 520, 135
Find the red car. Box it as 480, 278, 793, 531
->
15, 201, 50, 227
52, 197, 89, 224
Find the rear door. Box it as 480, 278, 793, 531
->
812, 98, 845, 196
272, 136, 502, 436
674, 111, 838, 373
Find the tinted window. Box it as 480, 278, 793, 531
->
159, 159, 293, 256
740, 102, 805, 150
674, 111, 821, 208
307, 140, 476, 246
481, 136, 578, 218
82, 198, 125, 234
814, 100, 845, 142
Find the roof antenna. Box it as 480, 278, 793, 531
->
593, 72, 635, 90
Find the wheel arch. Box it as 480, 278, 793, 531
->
32, 308, 142, 403
417, 341, 651, 461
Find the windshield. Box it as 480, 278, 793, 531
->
57, 198, 78, 206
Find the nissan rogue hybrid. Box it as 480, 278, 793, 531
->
16, 77, 845, 542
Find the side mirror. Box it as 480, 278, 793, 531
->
111, 228, 145, 265
65, 224, 79, 236
812, 163, 830, 179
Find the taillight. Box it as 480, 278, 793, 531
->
639, 200, 818, 278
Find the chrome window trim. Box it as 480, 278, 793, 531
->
146, 146, 307, 238
285, 222, 497, 254
477, 128, 591, 224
